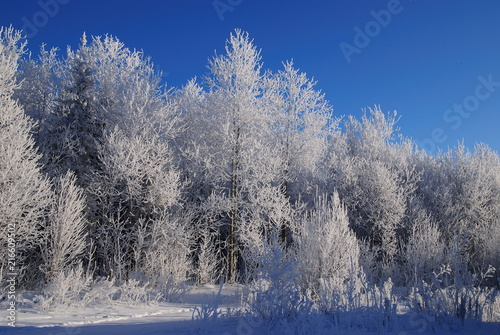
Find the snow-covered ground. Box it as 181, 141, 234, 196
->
0, 285, 243, 334
1, 284, 499, 335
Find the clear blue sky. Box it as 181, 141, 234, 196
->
2, 0, 500, 154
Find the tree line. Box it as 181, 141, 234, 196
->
1, 27, 499, 292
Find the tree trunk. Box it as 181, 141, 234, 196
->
280, 177, 289, 244
228, 124, 240, 283
280, 131, 291, 245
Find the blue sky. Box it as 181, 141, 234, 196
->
2, 0, 500, 154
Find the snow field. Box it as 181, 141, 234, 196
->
1, 284, 499, 335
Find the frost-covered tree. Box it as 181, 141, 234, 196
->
42, 171, 88, 283
194, 226, 220, 284
294, 191, 360, 295
14, 44, 59, 129
142, 213, 192, 288
415, 143, 500, 275
84, 35, 187, 283
247, 231, 311, 324
0, 27, 52, 287
403, 219, 446, 286
46, 34, 104, 186
329, 107, 418, 279
263, 61, 332, 241
94, 126, 186, 282
177, 79, 235, 283
180, 29, 271, 282
206, 29, 266, 282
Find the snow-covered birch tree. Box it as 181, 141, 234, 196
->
181, 29, 267, 282
263, 61, 332, 242
42, 171, 88, 283
0, 27, 52, 288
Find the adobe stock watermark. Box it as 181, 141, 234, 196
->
6, 223, 17, 327
213, 0, 243, 21
340, 0, 409, 64
415, 74, 499, 153
21, 0, 71, 39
